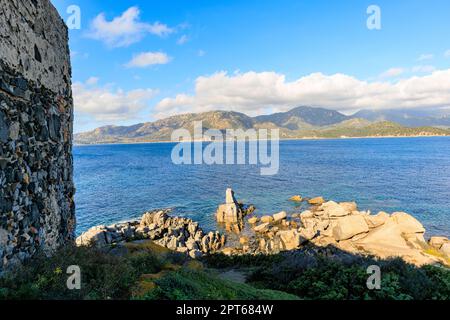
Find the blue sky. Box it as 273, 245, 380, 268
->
50, 0, 450, 133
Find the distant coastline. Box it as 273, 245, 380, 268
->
74, 106, 450, 146
74, 134, 450, 147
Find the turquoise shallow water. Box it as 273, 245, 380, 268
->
74, 137, 450, 237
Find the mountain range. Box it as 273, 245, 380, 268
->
352, 108, 450, 128
74, 106, 450, 144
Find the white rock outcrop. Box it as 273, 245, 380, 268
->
216, 188, 244, 224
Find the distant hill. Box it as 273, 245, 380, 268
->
254, 106, 350, 128
75, 111, 256, 144
352, 108, 450, 128
303, 121, 450, 139
74, 107, 450, 144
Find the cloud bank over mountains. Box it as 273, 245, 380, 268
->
73, 79, 158, 121
73, 68, 450, 122
152, 69, 450, 118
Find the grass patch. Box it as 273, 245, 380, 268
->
134, 269, 299, 300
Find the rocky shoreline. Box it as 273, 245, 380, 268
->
76, 209, 226, 259
76, 189, 450, 267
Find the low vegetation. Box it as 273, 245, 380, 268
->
0, 242, 448, 300
136, 269, 298, 300
205, 252, 450, 300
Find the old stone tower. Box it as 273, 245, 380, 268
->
0, 0, 75, 272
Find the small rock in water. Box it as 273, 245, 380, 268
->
289, 195, 303, 202
308, 196, 325, 205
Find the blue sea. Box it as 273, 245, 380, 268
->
74, 137, 450, 237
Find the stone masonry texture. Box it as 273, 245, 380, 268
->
0, 0, 75, 272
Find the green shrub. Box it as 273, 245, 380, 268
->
137, 269, 299, 300
1, 243, 448, 300
0, 245, 165, 300
212, 252, 450, 300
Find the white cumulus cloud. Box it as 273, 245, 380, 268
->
73, 79, 158, 121
87, 7, 173, 47
153, 69, 450, 118
126, 52, 171, 68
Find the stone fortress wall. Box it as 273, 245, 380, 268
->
0, 0, 75, 272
